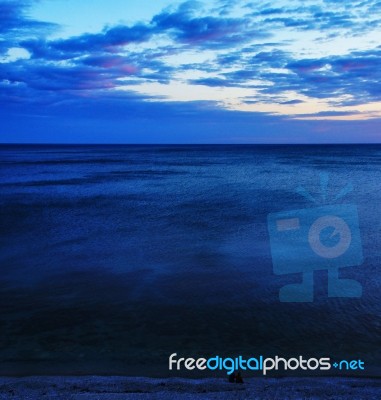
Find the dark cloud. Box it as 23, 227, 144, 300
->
287, 59, 327, 73
283, 49, 381, 103
190, 49, 290, 89
3, 31, 176, 102
22, 24, 154, 60
258, 8, 284, 16
252, 49, 290, 68
79, 52, 174, 84
54, 24, 153, 53
281, 99, 304, 105
0, 60, 121, 94
212, 0, 242, 16
0, 0, 55, 34
0, 0, 57, 55
188, 77, 234, 87
210, 43, 289, 72
0, 52, 174, 102
298, 110, 361, 117
247, 1, 381, 36
151, 1, 268, 49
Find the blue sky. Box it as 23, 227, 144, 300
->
1, 0, 381, 143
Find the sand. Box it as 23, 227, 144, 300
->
0, 376, 380, 399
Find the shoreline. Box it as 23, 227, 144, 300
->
0, 376, 380, 399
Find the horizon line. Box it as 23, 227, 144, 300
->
1, 142, 381, 146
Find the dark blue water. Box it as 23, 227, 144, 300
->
0, 145, 380, 375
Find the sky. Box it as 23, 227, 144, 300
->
1, 0, 381, 143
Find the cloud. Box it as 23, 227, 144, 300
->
0, 89, 291, 143
193, 42, 381, 106
281, 99, 304, 105
188, 49, 291, 88
2, 90, 381, 143
283, 49, 381, 103
0, 0, 57, 56
0, 0, 55, 34
1, 0, 381, 134
0, 0, 271, 107
258, 8, 284, 16
188, 77, 230, 87
151, 1, 267, 49
54, 24, 153, 53
22, 23, 155, 61
298, 110, 361, 117
247, 1, 381, 36
20, 1, 269, 63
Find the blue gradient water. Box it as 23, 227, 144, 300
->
0, 145, 380, 375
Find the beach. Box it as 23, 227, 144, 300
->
0, 376, 380, 399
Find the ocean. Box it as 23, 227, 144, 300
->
0, 144, 380, 376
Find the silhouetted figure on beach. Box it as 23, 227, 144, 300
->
228, 371, 244, 384
236, 371, 244, 384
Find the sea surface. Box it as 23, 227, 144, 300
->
0, 145, 380, 376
